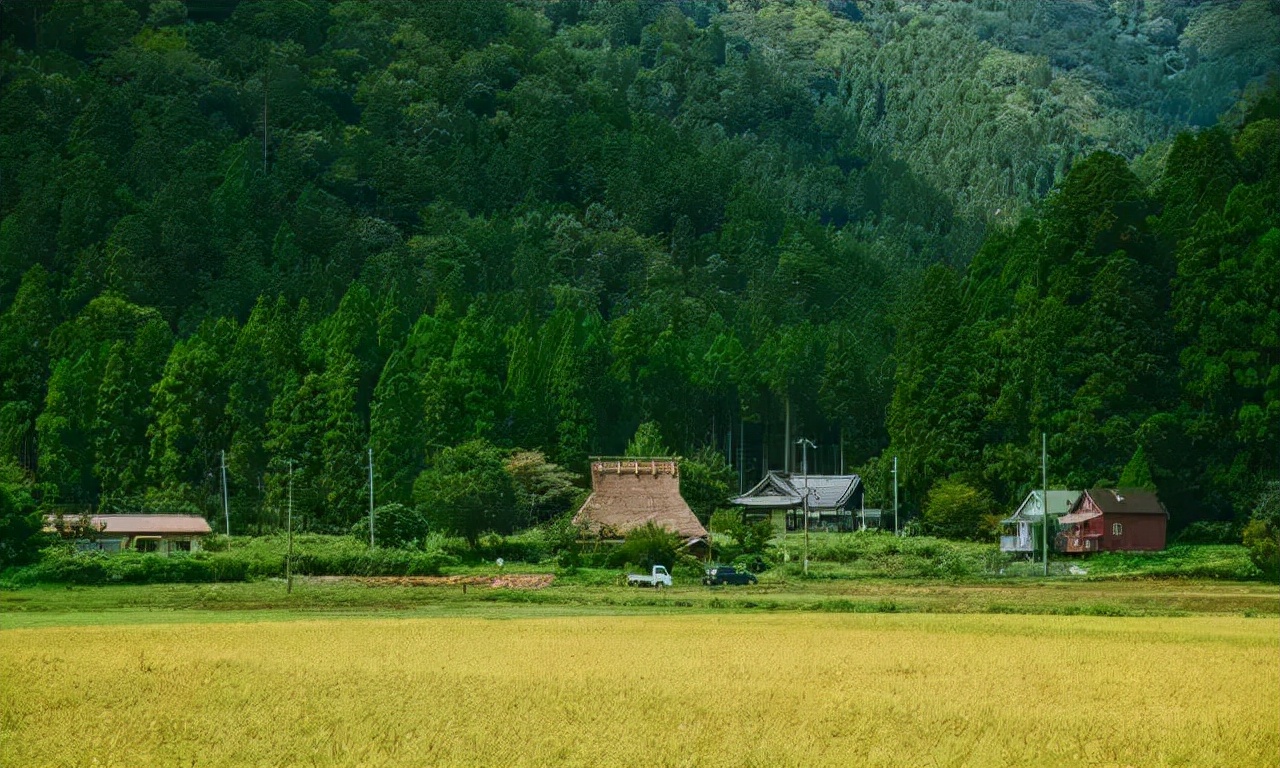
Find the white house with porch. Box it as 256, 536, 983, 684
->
999, 490, 1081, 555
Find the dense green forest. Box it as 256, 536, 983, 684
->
1, 0, 1277, 537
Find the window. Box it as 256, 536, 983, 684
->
135, 538, 159, 553
1111, 522, 1123, 536
171, 540, 192, 552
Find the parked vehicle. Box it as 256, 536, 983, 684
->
702, 565, 758, 586
626, 565, 673, 588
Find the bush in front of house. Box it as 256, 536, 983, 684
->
6, 534, 460, 585
922, 478, 996, 541
9, 549, 215, 585
611, 522, 682, 570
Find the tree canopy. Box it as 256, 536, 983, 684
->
1, 1, 1276, 536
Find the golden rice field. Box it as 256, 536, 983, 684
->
2, 612, 1277, 767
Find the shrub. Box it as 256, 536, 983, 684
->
1242, 520, 1278, 577
1176, 520, 1239, 545
15, 534, 462, 585
350, 503, 430, 549
475, 530, 549, 563
613, 522, 682, 570
922, 478, 994, 540
0, 481, 44, 568
1243, 484, 1280, 578
414, 440, 517, 546
32, 548, 110, 584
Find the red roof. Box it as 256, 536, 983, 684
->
1058, 510, 1102, 525
46, 514, 213, 536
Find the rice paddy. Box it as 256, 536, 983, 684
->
2, 610, 1276, 766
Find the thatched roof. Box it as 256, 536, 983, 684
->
572, 459, 709, 540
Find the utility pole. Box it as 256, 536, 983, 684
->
784, 397, 792, 474
367, 447, 375, 548
738, 416, 744, 495
262, 61, 270, 173
286, 460, 294, 595
839, 424, 845, 475
892, 456, 899, 535
1042, 432, 1049, 577
797, 438, 815, 574
220, 450, 230, 539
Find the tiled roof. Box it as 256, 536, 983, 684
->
731, 472, 861, 511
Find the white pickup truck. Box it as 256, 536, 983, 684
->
626, 565, 672, 588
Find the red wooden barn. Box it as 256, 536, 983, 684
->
1056, 488, 1168, 553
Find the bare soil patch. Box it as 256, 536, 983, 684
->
313, 574, 555, 589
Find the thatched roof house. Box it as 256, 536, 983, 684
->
572, 458, 709, 541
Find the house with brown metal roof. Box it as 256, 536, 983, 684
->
1056, 489, 1167, 553
573, 458, 709, 543
46, 514, 213, 554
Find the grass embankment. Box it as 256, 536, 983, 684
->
3, 612, 1276, 767
3, 573, 1276, 629
3, 530, 1264, 588
1, 533, 1273, 624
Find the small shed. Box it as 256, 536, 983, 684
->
572, 458, 709, 544
999, 490, 1082, 555
731, 472, 864, 532
1057, 489, 1167, 553
47, 514, 213, 554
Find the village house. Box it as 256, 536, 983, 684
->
1056, 489, 1168, 553
572, 458, 709, 546
731, 472, 864, 532
46, 514, 213, 555
999, 490, 1082, 556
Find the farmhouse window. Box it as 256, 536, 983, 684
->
1111, 523, 1123, 536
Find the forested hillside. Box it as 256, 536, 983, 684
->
1, 0, 1276, 534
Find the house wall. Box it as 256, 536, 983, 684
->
1101, 513, 1166, 551
125, 535, 202, 554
